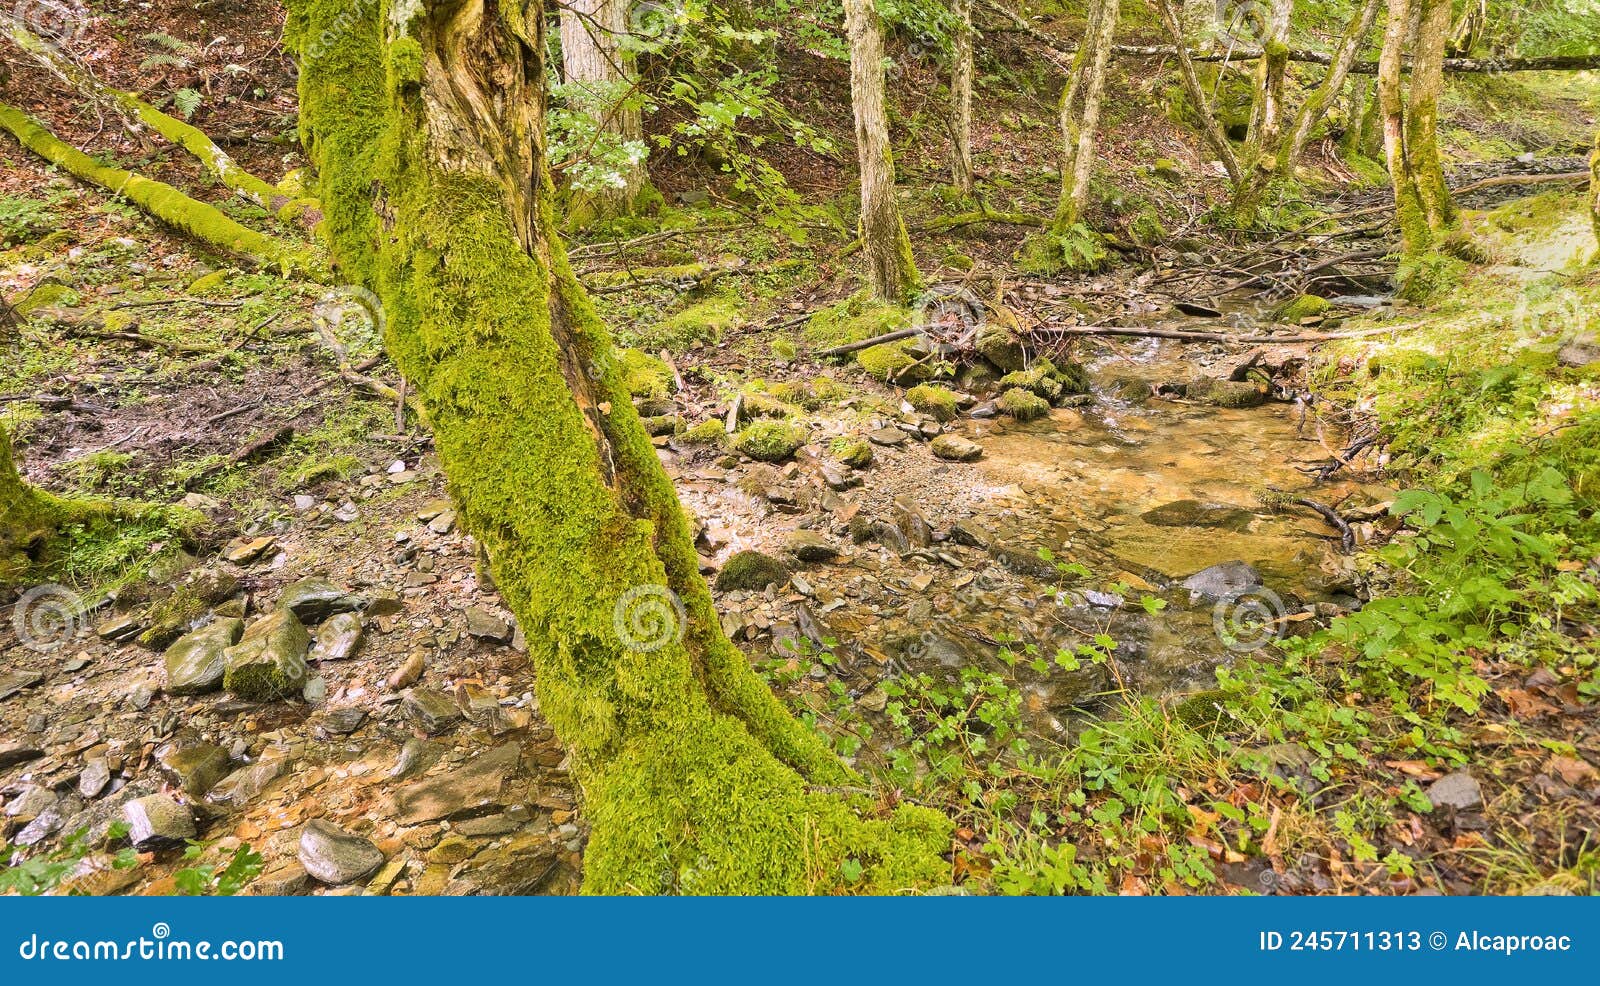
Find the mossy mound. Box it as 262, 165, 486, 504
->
997, 358, 1089, 404
1396, 252, 1465, 304
734, 420, 807, 462
1016, 224, 1108, 275
806, 293, 911, 350
1273, 294, 1330, 323
639, 414, 684, 437
998, 387, 1049, 421
831, 437, 874, 468
904, 383, 959, 422
764, 376, 845, 410
856, 341, 929, 384
646, 295, 741, 351
974, 323, 1026, 373
620, 348, 673, 400
714, 550, 789, 591
1184, 377, 1268, 408
681, 419, 727, 446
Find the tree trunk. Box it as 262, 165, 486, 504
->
1148, 0, 1241, 187
1280, 0, 1381, 172
0, 421, 56, 587
285, 0, 946, 894
1053, 0, 1118, 229
1379, 0, 1428, 253
1591, 127, 1600, 260
948, 0, 975, 196
844, 0, 920, 303
1379, 0, 1454, 254
559, 0, 649, 221
1232, 0, 1293, 224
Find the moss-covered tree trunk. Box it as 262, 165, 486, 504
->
1052, 0, 1118, 230
948, 0, 975, 196
0, 421, 58, 586
1591, 127, 1600, 259
1231, 0, 1293, 225
285, 0, 946, 894
559, 0, 650, 222
1379, 0, 1454, 255
1279, 0, 1381, 173
843, 0, 920, 303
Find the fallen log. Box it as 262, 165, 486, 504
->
1031, 322, 1423, 344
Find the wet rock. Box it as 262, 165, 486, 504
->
163, 618, 244, 695
208, 759, 288, 807
991, 544, 1058, 580
969, 399, 999, 419
159, 743, 231, 798
714, 550, 788, 591
892, 498, 933, 547
139, 567, 241, 648
223, 609, 311, 701
869, 519, 911, 554
252, 860, 310, 896
465, 607, 514, 644
323, 706, 368, 734
304, 612, 362, 663
388, 651, 426, 691
394, 743, 520, 825
278, 578, 363, 623
96, 615, 144, 642
0, 670, 44, 702
867, 426, 908, 447
1180, 561, 1263, 603
123, 794, 195, 851
78, 759, 112, 798
1142, 499, 1255, 532
975, 323, 1027, 373
1426, 771, 1484, 812
0, 742, 43, 769
930, 434, 983, 462
403, 687, 462, 735
785, 530, 838, 563
298, 819, 384, 885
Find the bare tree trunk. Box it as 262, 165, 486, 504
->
1591, 127, 1600, 260
1280, 0, 1381, 171
1379, 0, 1428, 253
560, 0, 648, 220
1232, 0, 1293, 223
948, 0, 975, 196
844, 0, 920, 302
286, 0, 945, 893
1053, 0, 1119, 228
1148, 0, 1241, 187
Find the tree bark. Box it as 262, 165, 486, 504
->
0, 420, 56, 587
1591, 128, 1600, 260
1280, 0, 1381, 172
1148, 0, 1240, 186
948, 0, 975, 196
1379, 0, 1454, 254
559, 0, 648, 220
286, 0, 946, 894
1233, 0, 1294, 223
844, 0, 920, 303
1053, 0, 1118, 229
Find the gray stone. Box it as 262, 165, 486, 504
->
123, 794, 195, 851
0, 671, 44, 702
1180, 561, 1263, 603
1142, 499, 1255, 532
785, 530, 839, 563
394, 743, 519, 825
949, 520, 992, 549
323, 706, 368, 734
403, 687, 462, 735
208, 759, 289, 807
464, 607, 514, 644
5, 785, 57, 822
867, 426, 908, 447
390, 738, 443, 782
364, 590, 404, 617
78, 759, 112, 798
930, 434, 983, 462
0, 742, 43, 769
223, 609, 310, 701
163, 618, 244, 695
278, 578, 362, 623
991, 544, 1058, 580
297, 819, 384, 885
1426, 770, 1484, 812
309, 612, 364, 662
252, 860, 310, 896
159, 743, 231, 797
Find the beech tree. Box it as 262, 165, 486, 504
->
1379, 0, 1455, 254
284, 0, 946, 893
948, 0, 974, 196
558, 0, 649, 220
1052, 0, 1119, 230
843, 0, 920, 302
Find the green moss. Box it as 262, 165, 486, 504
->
734, 420, 807, 462
639, 414, 684, 437
646, 295, 741, 351
714, 550, 788, 591
831, 437, 874, 468
1396, 251, 1465, 304
856, 341, 929, 383
187, 270, 231, 295
681, 420, 727, 446
805, 293, 911, 349
1274, 294, 1330, 323
997, 358, 1089, 404
998, 387, 1049, 421
764, 376, 844, 410
620, 348, 673, 400
904, 383, 958, 422
14, 281, 80, 315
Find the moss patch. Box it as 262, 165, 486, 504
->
734, 420, 807, 462
714, 550, 788, 591
805, 293, 911, 350
998, 387, 1049, 421
905, 383, 959, 421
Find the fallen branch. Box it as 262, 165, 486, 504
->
182, 424, 294, 489
1294, 497, 1355, 553
1032, 322, 1423, 344
817, 327, 922, 358
0, 102, 325, 281
1451, 170, 1590, 196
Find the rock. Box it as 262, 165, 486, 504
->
278, 578, 362, 623
128, 682, 158, 711
252, 861, 310, 896
969, 399, 998, 419
892, 498, 933, 548
0, 742, 43, 769
302, 676, 327, 704
158, 743, 231, 797
323, 706, 368, 734
1179, 561, 1263, 603
464, 606, 514, 644
78, 759, 112, 798
858, 687, 889, 712
1182, 376, 1267, 408
403, 687, 462, 735
1556, 333, 1599, 368
223, 536, 277, 565
163, 618, 244, 695
388, 651, 426, 691
223, 609, 311, 701
0, 670, 45, 701
869, 519, 912, 554
139, 567, 241, 648
785, 530, 839, 563
930, 434, 983, 462
123, 794, 195, 851
991, 544, 1058, 580
390, 738, 443, 782
208, 759, 288, 807
975, 323, 1027, 373
364, 590, 404, 617
997, 387, 1049, 421
714, 550, 788, 591
867, 426, 908, 447
309, 612, 364, 662
1142, 499, 1255, 531
1425, 770, 1484, 812
5, 785, 57, 822
834, 439, 874, 469
95, 615, 143, 642
949, 520, 992, 549
298, 819, 384, 885
15, 807, 69, 846
394, 743, 520, 825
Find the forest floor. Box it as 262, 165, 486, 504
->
2, 5, 1599, 895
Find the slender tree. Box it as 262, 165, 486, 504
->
559, 0, 649, 220
1052, 0, 1119, 229
843, 0, 920, 302
1379, 0, 1455, 254
1278, 0, 1381, 174
948, 0, 975, 196
285, 0, 946, 893
1590, 127, 1599, 259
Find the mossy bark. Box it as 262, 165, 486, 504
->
1591, 128, 1600, 260
0, 421, 59, 586
1051, 0, 1118, 231
1378, 0, 1455, 255
0, 102, 322, 278
1231, 0, 1293, 224
286, 0, 948, 894
843, 0, 920, 303
1149, 0, 1240, 188
948, 0, 974, 196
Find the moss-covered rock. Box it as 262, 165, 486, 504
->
649, 296, 741, 351
1273, 294, 1330, 323
714, 550, 788, 591
138, 567, 241, 649
222, 609, 310, 701
1016, 224, 1108, 275
1184, 377, 1268, 408
831, 437, 874, 469
997, 358, 1089, 404
805, 293, 911, 350
856, 341, 929, 383
998, 387, 1050, 421
905, 383, 959, 421
734, 420, 807, 462
681, 419, 727, 446
619, 348, 673, 400
974, 322, 1026, 373
640, 414, 684, 437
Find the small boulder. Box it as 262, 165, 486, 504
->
464, 606, 514, 645
1142, 499, 1255, 532
123, 794, 195, 851
278, 578, 363, 623
1425, 770, 1484, 812
298, 819, 384, 885
223, 609, 311, 701
714, 550, 788, 591
930, 434, 983, 462
208, 759, 288, 807
1179, 561, 1263, 603
158, 743, 232, 798
309, 612, 364, 662
785, 531, 839, 563
403, 687, 463, 735
163, 618, 244, 695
